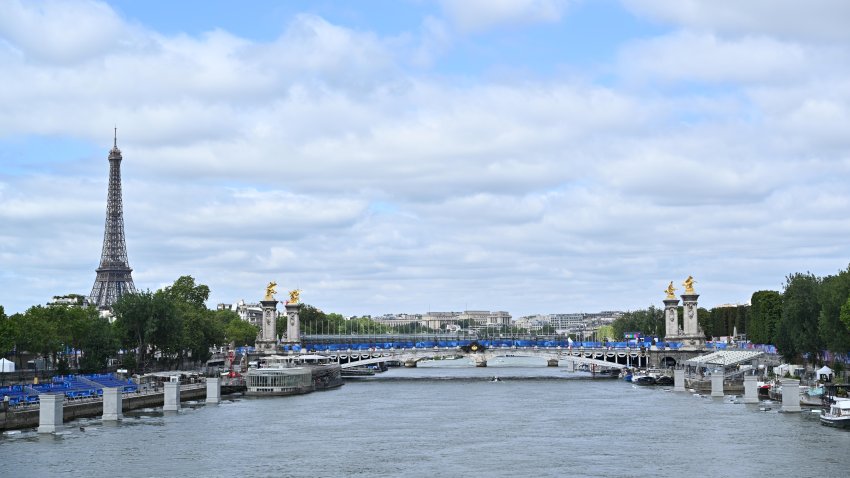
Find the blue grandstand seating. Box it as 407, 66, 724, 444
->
1, 373, 138, 407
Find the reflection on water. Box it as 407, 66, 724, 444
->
2, 362, 850, 478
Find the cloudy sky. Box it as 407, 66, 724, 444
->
1, 0, 849, 318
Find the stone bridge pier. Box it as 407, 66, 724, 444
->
471, 354, 488, 367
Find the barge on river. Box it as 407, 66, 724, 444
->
245, 355, 342, 396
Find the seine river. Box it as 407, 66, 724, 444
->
2, 358, 849, 477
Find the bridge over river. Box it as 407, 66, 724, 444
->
291, 334, 707, 370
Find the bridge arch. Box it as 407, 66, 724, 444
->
659, 356, 677, 368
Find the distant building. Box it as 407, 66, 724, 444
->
373, 313, 423, 327
484, 311, 511, 327
218, 300, 266, 327
422, 310, 512, 330
422, 311, 461, 329
514, 315, 549, 331
549, 313, 585, 330
48, 294, 90, 307
537, 311, 625, 335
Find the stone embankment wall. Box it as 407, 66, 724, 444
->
1, 384, 207, 431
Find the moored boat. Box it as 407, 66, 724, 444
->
801, 386, 824, 406
634, 375, 656, 386
341, 366, 376, 377
820, 398, 850, 428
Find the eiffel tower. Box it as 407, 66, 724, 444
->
89, 129, 137, 309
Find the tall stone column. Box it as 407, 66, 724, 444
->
256, 299, 279, 354
681, 293, 700, 336
664, 298, 680, 338
285, 302, 302, 344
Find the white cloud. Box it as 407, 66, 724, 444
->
439, 0, 571, 33
410, 15, 453, 68
0, 0, 137, 63
620, 31, 811, 85
2, 1, 850, 317
623, 0, 850, 42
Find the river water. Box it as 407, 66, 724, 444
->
2, 358, 849, 477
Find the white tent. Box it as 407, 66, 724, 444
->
817, 365, 834, 382
0, 358, 14, 372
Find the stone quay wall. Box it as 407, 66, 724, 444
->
1, 384, 207, 431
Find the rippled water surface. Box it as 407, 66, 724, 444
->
3, 360, 849, 477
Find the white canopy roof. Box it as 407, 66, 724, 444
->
817, 365, 833, 375
685, 350, 763, 367
0, 357, 15, 372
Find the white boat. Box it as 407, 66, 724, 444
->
820, 398, 850, 428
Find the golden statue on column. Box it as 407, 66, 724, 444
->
682, 276, 696, 294
264, 281, 277, 301
664, 281, 676, 299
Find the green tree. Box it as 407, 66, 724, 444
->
78, 315, 118, 373
840, 296, 850, 337
224, 319, 259, 346
612, 306, 665, 339
213, 309, 240, 325
774, 315, 797, 362
596, 325, 615, 342
296, 305, 327, 335
163, 275, 210, 309
749, 290, 782, 344
20, 306, 63, 368
818, 266, 850, 355
735, 305, 749, 337
182, 310, 224, 365
779, 272, 822, 361
113, 290, 178, 371
705, 306, 747, 338
0, 305, 15, 357
8, 313, 27, 368
43, 304, 118, 372
163, 276, 221, 366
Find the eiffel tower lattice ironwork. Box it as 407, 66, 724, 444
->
89, 129, 136, 309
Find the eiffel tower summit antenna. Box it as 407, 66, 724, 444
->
89, 128, 136, 309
